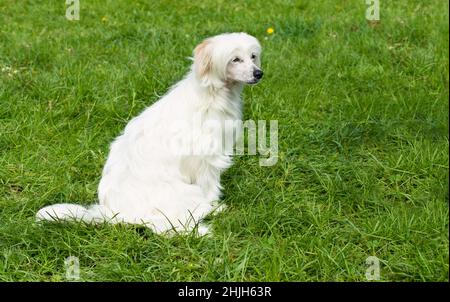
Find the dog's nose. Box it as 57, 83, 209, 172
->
253, 69, 264, 80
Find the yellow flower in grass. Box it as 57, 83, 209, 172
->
101, 16, 108, 22
266, 27, 274, 35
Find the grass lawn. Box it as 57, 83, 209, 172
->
0, 0, 448, 281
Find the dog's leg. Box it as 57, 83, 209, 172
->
195, 168, 222, 201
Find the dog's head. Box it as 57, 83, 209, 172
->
193, 33, 263, 87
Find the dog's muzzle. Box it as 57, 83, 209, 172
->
247, 69, 264, 84
253, 69, 264, 80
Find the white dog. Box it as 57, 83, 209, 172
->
36, 32, 263, 235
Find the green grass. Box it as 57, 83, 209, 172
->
0, 0, 448, 281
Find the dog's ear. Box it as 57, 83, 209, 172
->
193, 39, 212, 79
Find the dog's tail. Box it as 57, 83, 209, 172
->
36, 203, 115, 224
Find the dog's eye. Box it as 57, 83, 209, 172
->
251, 54, 257, 60
232, 57, 241, 63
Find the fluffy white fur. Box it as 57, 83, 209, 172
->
36, 32, 263, 235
